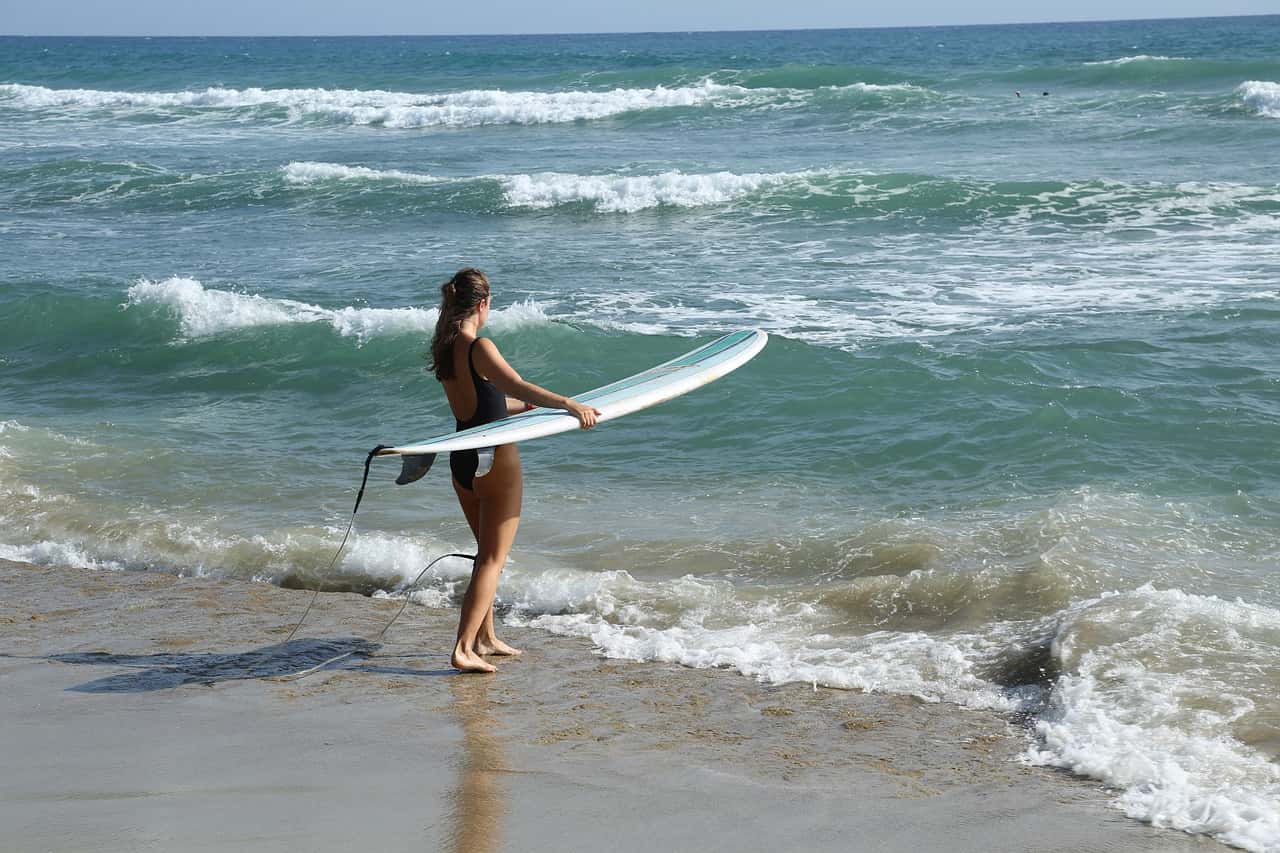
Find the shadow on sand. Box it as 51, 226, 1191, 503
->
43, 638, 454, 692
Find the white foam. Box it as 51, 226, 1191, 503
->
0, 540, 127, 572
0, 492, 469, 589
0, 419, 95, 451
372, 586, 452, 609
281, 161, 445, 185
0, 82, 256, 109
557, 264, 1277, 350
275, 165, 1280, 250
0, 80, 750, 127
825, 81, 930, 94
493, 556, 1280, 850
339, 533, 475, 589
278, 162, 815, 212
1239, 81, 1280, 118
546, 171, 1280, 347
1027, 586, 1280, 852
498, 564, 1015, 709
124, 276, 550, 342
126, 277, 324, 336
501, 169, 807, 212
532, 612, 1016, 707
1084, 55, 1191, 65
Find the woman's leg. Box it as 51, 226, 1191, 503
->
453, 477, 482, 541
452, 477, 520, 657
452, 447, 522, 673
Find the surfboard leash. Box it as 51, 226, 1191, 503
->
284, 444, 386, 644
274, 548, 475, 682
280, 444, 475, 680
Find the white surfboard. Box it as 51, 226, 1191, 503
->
379, 329, 766, 482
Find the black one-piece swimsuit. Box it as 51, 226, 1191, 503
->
450, 339, 507, 490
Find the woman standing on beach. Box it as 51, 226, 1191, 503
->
430, 268, 600, 673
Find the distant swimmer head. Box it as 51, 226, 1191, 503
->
430, 267, 491, 381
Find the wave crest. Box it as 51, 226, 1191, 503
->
277, 162, 814, 212
124, 277, 549, 341
0, 80, 747, 127
1239, 80, 1280, 118
281, 161, 445, 185
1028, 586, 1280, 853
1083, 55, 1191, 65
500, 169, 808, 212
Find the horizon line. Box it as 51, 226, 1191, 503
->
2, 11, 1275, 39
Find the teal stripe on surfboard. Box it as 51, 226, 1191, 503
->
575, 329, 756, 405
378, 329, 766, 459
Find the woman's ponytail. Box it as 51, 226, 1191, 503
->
429, 268, 491, 381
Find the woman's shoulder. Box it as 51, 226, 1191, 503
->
460, 334, 504, 359
471, 335, 502, 355
470, 336, 509, 374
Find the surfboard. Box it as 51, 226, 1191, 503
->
378, 329, 767, 483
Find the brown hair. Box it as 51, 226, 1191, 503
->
429, 268, 490, 381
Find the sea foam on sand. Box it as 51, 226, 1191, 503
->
0, 558, 1214, 853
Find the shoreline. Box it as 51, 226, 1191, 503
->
0, 558, 1216, 852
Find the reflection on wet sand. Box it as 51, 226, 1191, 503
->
444, 677, 506, 853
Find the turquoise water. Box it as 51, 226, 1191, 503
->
3, 18, 1280, 849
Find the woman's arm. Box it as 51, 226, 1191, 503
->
505, 396, 534, 416
474, 338, 600, 428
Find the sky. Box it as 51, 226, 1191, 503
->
0, 0, 1275, 36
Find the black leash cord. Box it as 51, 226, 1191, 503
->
283, 445, 477, 677
372, 551, 475, 642
284, 445, 386, 643
274, 549, 475, 683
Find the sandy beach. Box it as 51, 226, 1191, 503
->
0, 558, 1217, 852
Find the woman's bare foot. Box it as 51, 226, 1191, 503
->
451, 642, 497, 673
475, 637, 522, 656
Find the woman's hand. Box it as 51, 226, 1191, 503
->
564, 398, 601, 429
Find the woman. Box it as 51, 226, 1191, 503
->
430, 268, 600, 673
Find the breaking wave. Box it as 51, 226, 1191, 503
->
1239, 81, 1280, 118
124, 277, 551, 341
280, 161, 446, 185
1083, 54, 1192, 65
498, 169, 806, 212
0, 80, 758, 127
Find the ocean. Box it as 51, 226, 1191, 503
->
1, 16, 1278, 850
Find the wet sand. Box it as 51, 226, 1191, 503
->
0, 558, 1216, 852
